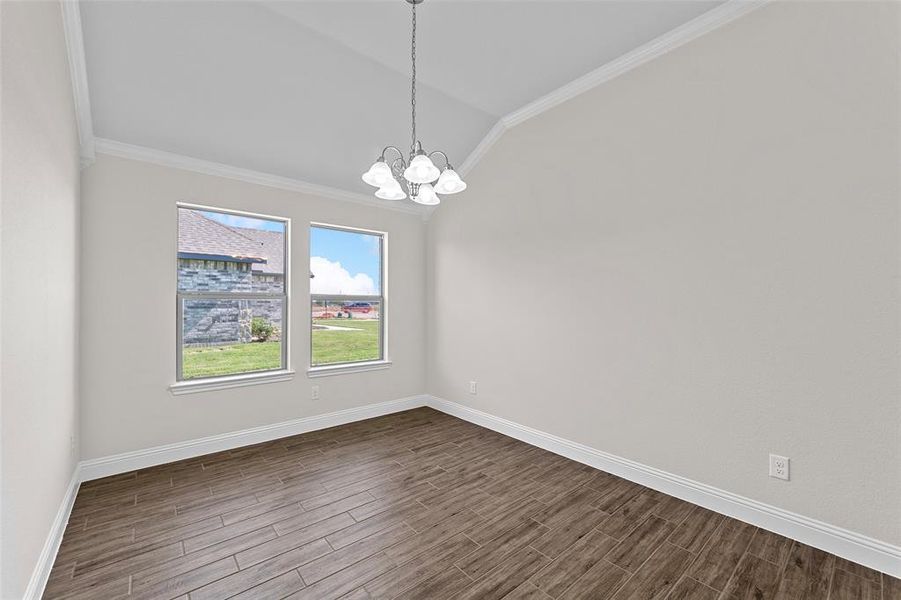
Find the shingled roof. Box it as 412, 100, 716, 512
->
230, 228, 285, 274
177, 209, 267, 264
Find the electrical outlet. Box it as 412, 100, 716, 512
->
70, 434, 76, 454
769, 454, 789, 480
469, 381, 477, 395
311, 385, 320, 401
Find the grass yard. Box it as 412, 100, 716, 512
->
182, 318, 379, 378
312, 318, 380, 366
183, 341, 281, 379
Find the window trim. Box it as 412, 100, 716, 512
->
175, 203, 291, 385
170, 369, 296, 395
307, 360, 391, 378
309, 222, 387, 373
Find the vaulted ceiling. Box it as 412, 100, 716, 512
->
79, 0, 723, 196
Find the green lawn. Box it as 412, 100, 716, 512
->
183, 341, 281, 379
182, 318, 380, 378
312, 318, 380, 366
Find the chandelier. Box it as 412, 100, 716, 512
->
361, 0, 467, 206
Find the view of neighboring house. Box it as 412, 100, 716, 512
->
178, 209, 284, 345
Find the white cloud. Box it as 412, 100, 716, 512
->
310, 257, 377, 295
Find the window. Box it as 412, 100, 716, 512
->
176, 205, 289, 382
310, 224, 385, 369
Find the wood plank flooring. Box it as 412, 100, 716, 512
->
45, 408, 899, 599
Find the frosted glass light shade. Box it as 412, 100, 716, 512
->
434, 168, 467, 194
411, 183, 440, 206
403, 154, 440, 184
375, 178, 407, 200
362, 160, 393, 187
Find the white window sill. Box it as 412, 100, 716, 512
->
170, 369, 295, 395
307, 360, 392, 378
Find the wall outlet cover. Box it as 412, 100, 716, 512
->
769, 454, 790, 480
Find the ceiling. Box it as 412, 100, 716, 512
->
80, 0, 723, 196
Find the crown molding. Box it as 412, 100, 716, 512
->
61, 0, 422, 215
458, 0, 768, 179
68, 0, 766, 214
93, 138, 427, 216
503, 0, 768, 129
458, 119, 506, 178
60, 0, 95, 168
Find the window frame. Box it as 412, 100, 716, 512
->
174, 203, 291, 386
309, 222, 388, 373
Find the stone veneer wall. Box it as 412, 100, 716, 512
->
178, 259, 284, 345
179, 259, 252, 345
178, 258, 253, 293
250, 272, 284, 327
182, 299, 253, 346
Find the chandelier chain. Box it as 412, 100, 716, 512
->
362, 0, 465, 204
410, 1, 417, 157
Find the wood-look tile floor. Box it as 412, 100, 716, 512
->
46, 408, 899, 600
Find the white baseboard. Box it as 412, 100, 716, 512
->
79, 395, 428, 481
425, 396, 901, 578
24, 396, 428, 599
23, 465, 81, 600
22, 392, 899, 600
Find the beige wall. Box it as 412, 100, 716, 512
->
1, 2, 82, 597
4, 2, 898, 592
79, 155, 426, 459
427, 1, 901, 546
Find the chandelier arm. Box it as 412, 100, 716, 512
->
390, 157, 407, 180
381, 146, 405, 163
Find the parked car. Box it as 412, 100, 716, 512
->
342, 302, 373, 314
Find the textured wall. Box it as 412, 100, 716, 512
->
80, 155, 426, 458
427, 1, 901, 546
1, 2, 81, 597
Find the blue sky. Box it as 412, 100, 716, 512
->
202, 211, 284, 232
311, 226, 381, 290
201, 212, 380, 293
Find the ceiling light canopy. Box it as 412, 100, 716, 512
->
361, 0, 467, 207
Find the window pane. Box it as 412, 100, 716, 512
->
312, 300, 381, 366
178, 208, 285, 293
182, 298, 283, 379
310, 226, 381, 295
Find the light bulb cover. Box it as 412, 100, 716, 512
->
362, 159, 393, 187
434, 168, 467, 194
375, 178, 407, 200
411, 183, 440, 206
403, 154, 440, 184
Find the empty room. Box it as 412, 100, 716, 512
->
1, 0, 899, 598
